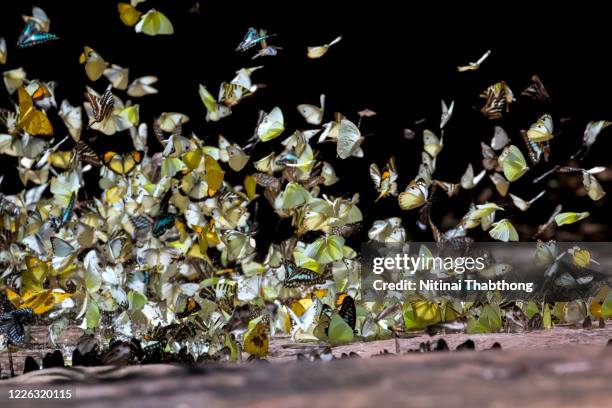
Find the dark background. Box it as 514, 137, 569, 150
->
2, 0, 612, 243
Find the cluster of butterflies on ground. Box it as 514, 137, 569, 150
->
1, 4, 612, 370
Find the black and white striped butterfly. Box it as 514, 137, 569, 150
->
85, 85, 114, 128
76, 141, 102, 167
1, 296, 33, 344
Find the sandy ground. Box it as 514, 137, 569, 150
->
1, 326, 612, 407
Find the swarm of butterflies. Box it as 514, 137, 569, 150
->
1, 5, 612, 366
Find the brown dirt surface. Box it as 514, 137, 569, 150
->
1, 325, 612, 407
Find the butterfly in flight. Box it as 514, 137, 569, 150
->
236, 27, 275, 52
85, 85, 115, 128
17, 8, 59, 49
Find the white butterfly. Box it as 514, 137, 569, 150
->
297, 94, 325, 125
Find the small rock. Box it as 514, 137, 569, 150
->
456, 339, 475, 351
23, 356, 40, 374
433, 339, 449, 352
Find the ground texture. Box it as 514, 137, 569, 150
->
1, 326, 612, 407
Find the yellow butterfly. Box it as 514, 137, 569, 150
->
204, 154, 224, 196
79, 46, 109, 81
117, 2, 142, 26
243, 319, 269, 357
423, 129, 443, 158
199, 84, 231, 122
554, 211, 590, 226
135, 9, 174, 36
257, 107, 285, 142
489, 218, 518, 242
527, 113, 554, 142
499, 145, 528, 182
5, 287, 71, 315
568, 246, 598, 269
307, 35, 342, 59
398, 179, 428, 210
102, 151, 143, 175
17, 86, 53, 136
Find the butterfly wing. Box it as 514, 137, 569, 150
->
339, 295, 356, 331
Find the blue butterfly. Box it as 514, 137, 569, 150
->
153, 213, 178, 237
17, 20, 59, 49
236, 27, 275, 52
50, 192, 76, 231
283, 262, 326, 288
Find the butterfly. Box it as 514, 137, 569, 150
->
283, 262, 326, 288
338, 294, 356, 331
457, 49, 491, 72
135, 9, 174, 36
199, 85, 231, 122
481, 142, 500, 171
76, 141, 102, 167
307, 35, 343, 59
297, 94, 325, 125
80, 46, 108, 82
489, 219, 519, 242
440, 100, 455, 129
102, 151, 143, 175
236, 27, 275, 52
521, 130, 550, 165
499, 145, 529, 182
49, 192, 76, 230
510, 190, 546, 211
175, 297, 202, 319
243, 320, 269, 358
199, 279, 236, 315
572, 120, 612, 159
17, 86, 53, 136
479, 81, 514, 119
370, 157, 399, 201
252, 45, 283, 59
117, 2, 142, 27
51, 236, 77, 258
257, 107, 285, 142
85, 85, 115, 128
527, 113, 554, 142
521, 75, 551, 102
129, 214, 153, 233
1, 294, 33, 344
398, 179, 429, 211
337, 118, 364, 159
153, 213, 178, 237
17, 8, 59, 49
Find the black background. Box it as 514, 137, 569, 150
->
2, 1, 612, 243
